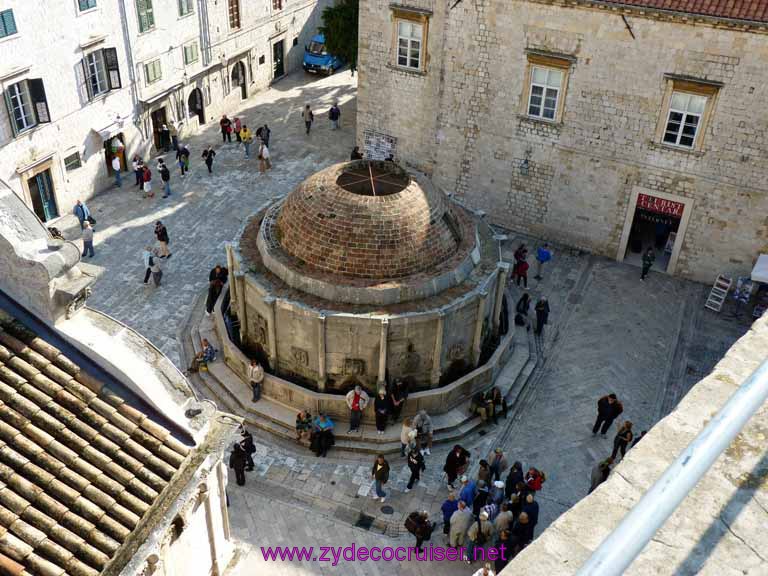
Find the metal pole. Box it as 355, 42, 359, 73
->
576, 358, 768, 576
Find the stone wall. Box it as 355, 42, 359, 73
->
357, 0, 768, 282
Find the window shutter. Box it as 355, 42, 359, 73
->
103, 47, 122, 89
145, 0, 155, 28
76, 58, 92, 102
0, 10, 17, 37
28, 79, 50, 124
3, 88, 19, 137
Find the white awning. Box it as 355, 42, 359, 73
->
94, 120, 125, 140
751, 254, 768, 283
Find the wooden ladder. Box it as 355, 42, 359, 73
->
704, 274, 732, 313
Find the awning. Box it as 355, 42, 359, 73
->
751, 254, 768, 283
94, 119, 125, 141
139, 83, 184, 107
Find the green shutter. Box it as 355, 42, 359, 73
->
0, 9, 17, 38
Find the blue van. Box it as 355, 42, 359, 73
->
302, 34, 343, 75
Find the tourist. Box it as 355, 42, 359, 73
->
490, 480, 505, 506
641, 246, 655, 281
405, 444, 425, 492
374, 389, 389, 435
311, 413, 335, 457
472, 563, 495, 576
494, 502, 514, 533
154, 221, 171, 258
412, 409, 433, 455
466, 510, 495, 564
471, 390, 494, 423
515, 257, 529, 288
160, 124, 171, 151
206, 277, 224, 315
449, 500, 473, 548
295, 410, 312, 442
481, 496, 499, 524
534, 243, 553, 280
111, 155, 122, 187
248, 359, 264, 402
524, 467, 546, 492
534, 297, 550, 336
512, 244, 528, 286
495, 530, 513, 573
142, 246, 154, 285
459, 475, 477, 507
400, 417, 414, 456
234, 117, 242, 143
592, 393, 624, 436
261, 124, 271, 147
229, 444, 247, 485
150, 249, 163, 286
388, 378, 408, 422
202, 145, 216, 173
210, 263, 229, 284
515, 292, 531, 330
504, 461, 524, 499
240, 123, 253, 158
350, 146, 363, 160
472, 480, 489, 518
510, 511, 534, 551
404, 511, 433, 552
220, 115, 232, 143
302, 104, 314, 134
589, 457, 614, 494
142, 165, 154, 198
258, 140, 271, 173
345, 384, 369, 432
328, 102, 340, 130
189, 338, 216, 372
477, 460, 491, 485
169, 121, 179, 150
370, 454, 390, 503
631, 429, 647, 448
521, 493, 539, 534
239, 427, 256, 471
158, 159, 171, 198
611, 421, 634, 459
444, 444, 471, 489
73, 200, 91, 229
440, 492, 459, 536
176, 144, 190, 176
79, 220, 95, 258
490, 387, 507, 424
132, 156, 143, 188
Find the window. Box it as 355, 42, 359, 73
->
528, 67, 562, 120
663, 92, 707, 149
64, 152, 82, 171
3, 79, 50, 136
178, 0, 193, 16
397, 21, 423, 70
78, 0, 97, 11
0, 9, 17, 38
657, 76, 719, 152
258, 55, 265, 65
228, 0, 240, 30
136, 0, 154, 32
273, 0, 283, 10
183, 42, 199, 65
78, 48, 122, 101
144, 59, 162, 85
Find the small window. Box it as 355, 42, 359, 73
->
178, 0, 193, 16
64, 152, 82, 171
258, 55, 265, 65
78, 0, 97, 11
396, 21, 423, 70
183, 42, 199, 65
228, 0, 240, 30
0, 9, 17, 38
144, 59, 162, 85
527, 66, 563, 120
663, 92, 707, 149
273, 0, 283, 10
137, 0, 155, 33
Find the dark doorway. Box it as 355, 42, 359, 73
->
188, 88, 205, 125
272, 40, 285, 80
624, 195, 684, 273
28, 169, 58, 222
151, 107, 168, 151
104, 133, 127, 174
231, 61, 247, 100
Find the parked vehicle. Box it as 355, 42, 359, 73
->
303, 34, 343, 75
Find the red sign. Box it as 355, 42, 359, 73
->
637, 193, 684, 218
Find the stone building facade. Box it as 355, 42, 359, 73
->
357, 0, 768, 283
0, 0, 330, 225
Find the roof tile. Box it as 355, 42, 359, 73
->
593, 0, 768, 23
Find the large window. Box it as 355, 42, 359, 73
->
78, 48, 122, 102
144, 59, 162, 85
178, 0, 193, 16
0, 9, 17, 38
183, 42, 199, 65
228, 0, 240, 30
397, 21, 423, 70
663, 92, 707, 149
136, 0, 155, 32
78, 0, 97, 11
86, 51, 109, 96
3, 79, 50, 136
527, 66, 563, 121
656, 76, 719, 152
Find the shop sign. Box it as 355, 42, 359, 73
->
637, 193, 684, 217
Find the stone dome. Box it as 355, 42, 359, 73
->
275, 161, 463, 280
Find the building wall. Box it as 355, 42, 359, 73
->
357, 0, 768, 282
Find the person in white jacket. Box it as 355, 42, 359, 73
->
345, 385, 369, 433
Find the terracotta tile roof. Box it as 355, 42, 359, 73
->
593, 0, 768, 22
0, 319, 191, 576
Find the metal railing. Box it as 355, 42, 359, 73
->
576, 358, 768, 576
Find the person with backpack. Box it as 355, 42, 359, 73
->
405, 445, 425, 492
328, 102, 341, 130
158, 159, 171, 198
534, 243, 553, 280
404, 511, 433, 552
176, 144, 190, 176
239, 427, 256, 471
154, 221, 171, 258
449, 500, 473, 548
370, 454, 390, 503
202, 145, 216, 173
229, 444, 247, 486
302, 104, 314, 134
466, 510, 495, 564
592, 393, 624, 436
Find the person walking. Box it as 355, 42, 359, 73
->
81, 221, 94, 258
202, 146, 216, 173
132, 156, 143, 188
248, 359, 264, 402
158, 159, 171, 198
240, 124, 253, 158
449, 501, 473, 548
345, 384, 369, 432
641, 246, 655, 281
404, 511, 433, 552
592, 393, 624, 436
328, 102, 340, 130
239, 427, 256, 471
412, 409, 433, 455
444, 445, 471, 489
258, 141, 271, 173
488, 448, 508, 483
441, 493, 459, 536
350, 146, 363, 160
142, 247, 154, 285
220, 115, 232, 143
515, 257, 529, 288
154, 221, 171, 258
515, 292, 531, 330
370, 454, 390, 503
405, 445, 425, 492
512, 244, 528, 286
302, 104, 314, 134
234, 117, 242, 143
374, 389, 389, 435
142, 165, 154, 198
400, 417, 414, 457
150, 249, 163, 286
261, 124, 271, 147
176, 144, 190, 176
534, 243, 552, 280
111, 156, 122, 187
534, 297, 550, 336
611, 421, 634, 459
206, 277, 224, 315
589, 457, 614, 494
388, 379, 408, 423
73, 200, 91, 229
466, 511, 495, 564
229, 444, 247, 486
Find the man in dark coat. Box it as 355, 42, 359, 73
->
229, 444, 247, 486
405, 445, 426, 492
388, 379, 408, 423
505, 461, 524, 499
443, 444, 470, 489
521, 493, 539, 534
440, 493, 459, 535
239, 428, 256, 471
405, 511, 433, 552
534, 297, 550, 336
592, 393, 624, 436
371, 454, 390, 502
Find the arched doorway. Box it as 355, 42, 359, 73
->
188, 88, 205, 125
231, 61, 247, 100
